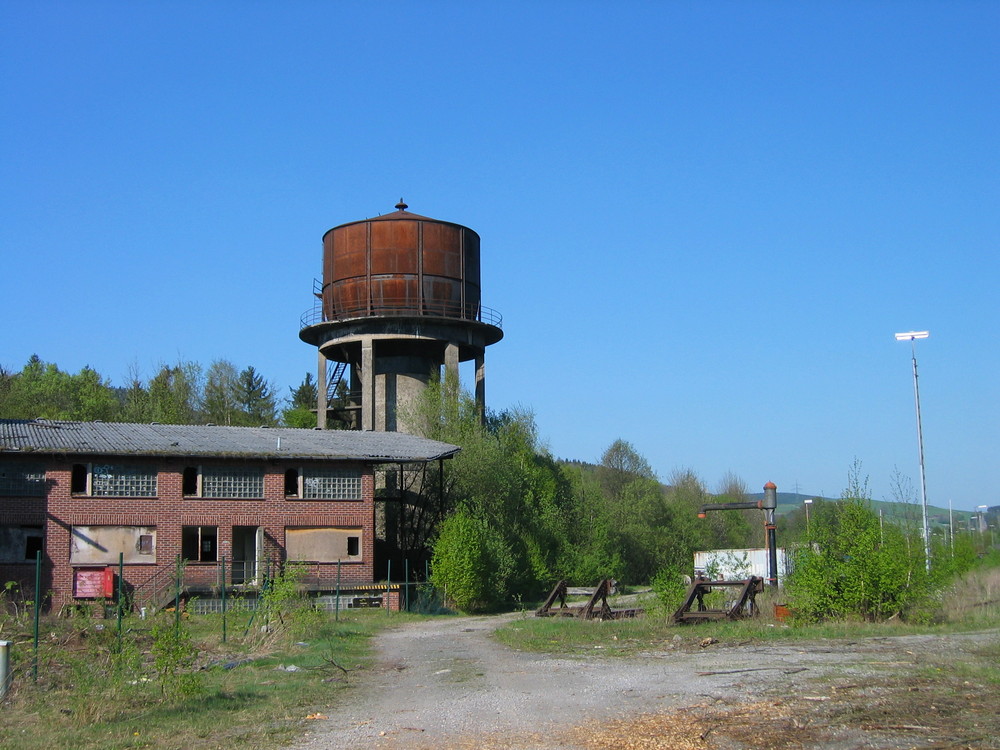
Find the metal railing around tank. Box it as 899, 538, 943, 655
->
299, 297, 502, 330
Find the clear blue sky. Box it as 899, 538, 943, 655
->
2, 3, 997, 511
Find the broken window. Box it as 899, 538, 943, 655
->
284, 468, 300, 497
181, 526, 218, 562
0, 525, 43, 563
0, 463, 46, 496
182, 466, 199, 496
24, 531, 43, 560
71, 464, 88, 494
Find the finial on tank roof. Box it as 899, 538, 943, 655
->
395, 199, 408, 211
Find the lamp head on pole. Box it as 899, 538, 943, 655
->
894, 331, 930, 341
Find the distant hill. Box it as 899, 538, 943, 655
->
749, 492, 977, 530
554, 460, 980, 532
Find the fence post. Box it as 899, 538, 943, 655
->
221, 555, 227, 644
33, 549, 41, 681
335, 559, 341, 622
174, 554, 182, 632
404, 559, 410, 612
117, 552, 124, 650
386, 560, 392, 615
0, 641, 11, 699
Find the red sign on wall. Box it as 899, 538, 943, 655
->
73, 567, 114, 598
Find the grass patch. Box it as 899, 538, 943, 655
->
496, 609, 997, 656
0, 607, 421, 750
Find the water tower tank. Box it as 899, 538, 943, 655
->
300, 202, 502, 433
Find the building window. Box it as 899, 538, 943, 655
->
72, 464, 157, 497
0, 463, 46, 496
284, 468, 299, 496
182, 466, 199, 496
71, 464, 89, 494
186, 466, 264, 499
182, 526, 218, 562
70, 525, 156, 564
25, 532, 43, 560
0, 525, 43, 563
285, 526, 363, 562
286, 468, 362, 500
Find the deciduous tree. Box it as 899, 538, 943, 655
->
203, 360, 241, 425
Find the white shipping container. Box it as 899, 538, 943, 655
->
694, 547, 789, 585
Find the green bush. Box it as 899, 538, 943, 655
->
431, 510, 514, 612
650, 566, 690, 613
787, 497, 930, 622
150, 621, 203, 701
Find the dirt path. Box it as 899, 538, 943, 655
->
290, 615, 1000, 749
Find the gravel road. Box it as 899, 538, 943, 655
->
289, 614, 1000, 750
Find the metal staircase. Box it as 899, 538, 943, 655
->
328, 361, 348, 401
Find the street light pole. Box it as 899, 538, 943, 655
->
804, 498, 813, 538
948, 498, 954, 555
895, 330, 931, 572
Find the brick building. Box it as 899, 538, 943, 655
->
0, 419, 458, 612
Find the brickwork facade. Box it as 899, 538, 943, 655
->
1, 457, 377, 612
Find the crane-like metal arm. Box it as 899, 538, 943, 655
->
696, 482, 779, 588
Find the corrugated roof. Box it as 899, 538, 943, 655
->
0, 420, 460, 463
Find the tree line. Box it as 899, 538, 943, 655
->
4, 356, 991, 621
408, 379, 994, 619
0, 355, 318, 428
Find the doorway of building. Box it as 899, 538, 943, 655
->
231, 526, 262, 585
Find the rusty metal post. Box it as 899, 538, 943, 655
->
763, 482, 779, 588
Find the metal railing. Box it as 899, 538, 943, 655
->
300, 297, 502, 329
130, 562, 187, 613
126, 557, 274, 613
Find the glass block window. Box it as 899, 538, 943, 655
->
0, 463, 46, 496
201, 466, 264, 498
302, 468, 362, 500
91, 465, 157, 497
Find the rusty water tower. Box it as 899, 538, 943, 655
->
299, 201, 503, 433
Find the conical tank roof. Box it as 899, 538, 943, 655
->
325, 200, 476, 235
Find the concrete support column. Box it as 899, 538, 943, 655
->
444, 342, 460, 385
361, 337, 375, 431
317, 351, 328, 429
349, 362, 361, 430
475, 352, 486, 425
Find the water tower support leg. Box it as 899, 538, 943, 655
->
475, 353, 486, 425
317, 352, 328, 429
445, 343, 460, 383
361, 337, 375, 431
